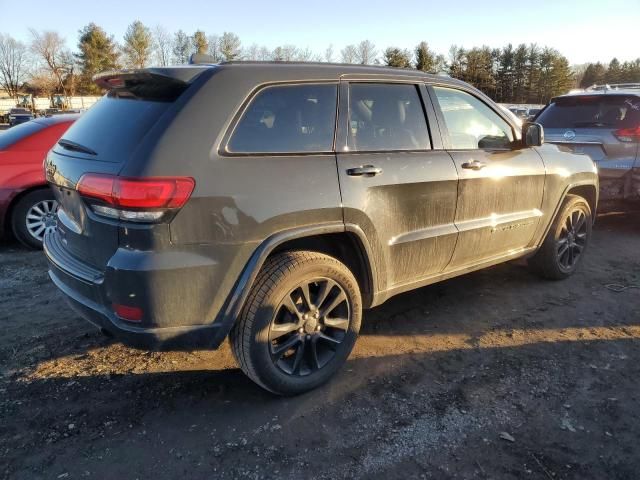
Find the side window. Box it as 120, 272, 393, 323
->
433, 86, 514, 150
348, 83, 430, 151
228, 84, 337, 154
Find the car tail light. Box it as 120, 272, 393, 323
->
113, 303, 143, 322
614, 125, 640, 143
77, 174, 195, 222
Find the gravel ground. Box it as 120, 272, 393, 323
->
1, 210, 639, 479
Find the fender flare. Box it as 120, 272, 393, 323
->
208, 222, 378, 348
534, 180, 599, 250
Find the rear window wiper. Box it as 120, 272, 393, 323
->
57, 139, 97, 156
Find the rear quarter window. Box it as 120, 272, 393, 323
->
537, 95, 640, 129
227, 84, 338, 154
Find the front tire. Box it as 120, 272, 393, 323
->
230, 251, 362, 395
11, 189, 58, 249
528, 194, 592, 280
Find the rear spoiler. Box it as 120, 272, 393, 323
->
93, 67, 211, 101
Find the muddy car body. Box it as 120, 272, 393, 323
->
44, 62, 598, 394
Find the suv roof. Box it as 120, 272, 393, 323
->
561, 84, 640, 99
218, 61, 462, 83
96, 62, 467, 90
553, 90, 640, 103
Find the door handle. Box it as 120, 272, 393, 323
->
347, 165, 383, 177
461, 160, 487, 170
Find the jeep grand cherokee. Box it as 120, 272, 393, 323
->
44, 61, 599, 394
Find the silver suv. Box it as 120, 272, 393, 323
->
536, 84, 640, 204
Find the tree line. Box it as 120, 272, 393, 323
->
578, 58, 640, 88
1, 21, 639, 105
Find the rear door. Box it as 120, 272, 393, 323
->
336, 81, 459, 290
538, 94, 640, 200
429, 85, 546, 269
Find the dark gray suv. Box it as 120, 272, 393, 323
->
44, 62, 599, 394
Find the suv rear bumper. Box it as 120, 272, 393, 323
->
44, 231, 228, 350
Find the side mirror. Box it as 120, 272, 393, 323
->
523, 122, 544, 147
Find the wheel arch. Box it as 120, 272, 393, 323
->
2, 184, 51, 239
209, 223, 378, 348
566, 184, 598, 219
269, 230, 375, 307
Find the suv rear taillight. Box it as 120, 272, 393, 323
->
77, 174, 195, 222
614, 126, 640, 143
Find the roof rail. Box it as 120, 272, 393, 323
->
587, 83, 640, 92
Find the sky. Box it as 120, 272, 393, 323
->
1, 0, 639, 65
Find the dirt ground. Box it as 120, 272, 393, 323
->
1, 210, 639, 479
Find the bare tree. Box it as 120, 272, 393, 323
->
0, 34, 29, 100
207, 35, 222, 62
297, 47, 317, 62
325, 44, 334, 63
219, 32, 241, 61
173, 30, 190, 64
257, 46, 272, 61
29, 30, 73, 98
153, 25, 172, 66
340, 44, 357, 64
275, 45, 299, 61
29, 71, 58, 98
243, 43, 261, 61
355, 40, 376, 65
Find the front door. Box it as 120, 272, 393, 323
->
429, 85, 546, 269
336, 81, 459, 290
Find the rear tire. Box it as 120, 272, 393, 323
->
528, 194, 592, 280
230, 251, 362, 395
11, 189, 58, 250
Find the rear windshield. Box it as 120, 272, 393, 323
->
0, 121, 45, 150
56, 96, 171, 162
537, 95, 640, 129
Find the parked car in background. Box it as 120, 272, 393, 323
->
499, 104, 523, 127
509, 106, 529, 119
536, 84, 640, 204
8, 108, 35, 127
0, 114, 78, 248
44, 62, 597, 395
527, 108, 541, 120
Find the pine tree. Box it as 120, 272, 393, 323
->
525, 44, 540, 103
76, 23, 119, 94
192, 30, 208, 56
580, 62, 606, 88
415, 41, 435, 72
122, 20, 152, 68
448, 45, 466, 80
605, 58, 622, 84
496, 44, 514, 103
512, 44, 528, 103
383, 47, 411, 68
